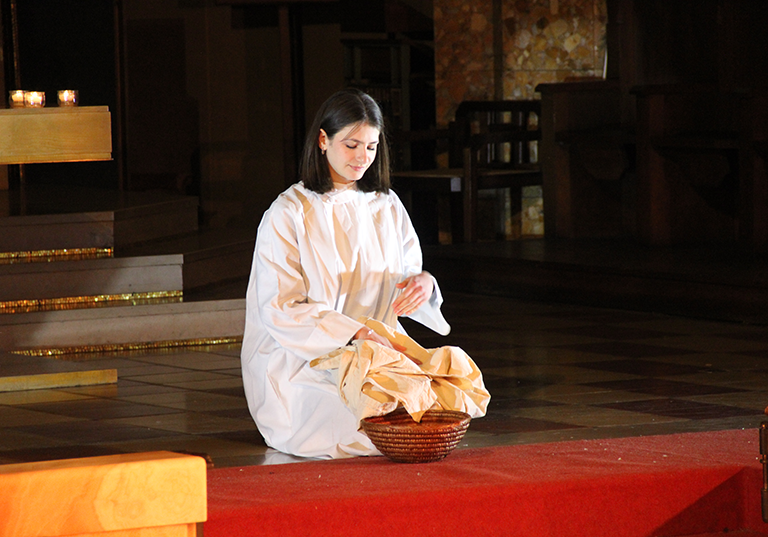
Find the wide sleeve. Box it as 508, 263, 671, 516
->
248, 198, 364, 361
393, 194, 451, 336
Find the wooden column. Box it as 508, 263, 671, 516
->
738, 89, 768, 252
277, 4, 302, 187
218, 0, 336, 186
537, 80, 624, 240
1, 0, 23, 194
538, 86, 573, 238
634, 90, 670, 245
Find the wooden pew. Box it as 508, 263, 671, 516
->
392, 100, 542, 243
0, 451, 207, 537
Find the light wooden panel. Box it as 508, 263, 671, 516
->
0, 451, 206, 537
0, 106, 112, 164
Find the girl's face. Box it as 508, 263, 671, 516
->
318, 122, 379, 187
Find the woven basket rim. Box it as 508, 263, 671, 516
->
363, 408, 470, 426
361, 408, 471, 462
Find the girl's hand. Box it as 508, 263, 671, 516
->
352, 327, 421, 365
353, 326, 397, 348
392, 271, 434, 317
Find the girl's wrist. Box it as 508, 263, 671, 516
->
351, 327, 373, 343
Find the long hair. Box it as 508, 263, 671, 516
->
299, 88, 391, 194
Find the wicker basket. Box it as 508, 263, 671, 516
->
361, 408, 471, 463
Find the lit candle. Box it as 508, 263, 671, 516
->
8, 90, 25, 108
24, 91, 45, 107
57, 90, 78, 107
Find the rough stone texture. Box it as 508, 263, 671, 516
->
435, 0, 607, 126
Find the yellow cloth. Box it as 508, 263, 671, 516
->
310, 319, 490, 424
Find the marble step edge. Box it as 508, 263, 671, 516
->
0, 298, 246, 354
0, 254, 185, 303
0, 239, 253, 303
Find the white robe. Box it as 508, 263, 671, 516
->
240, 182, 451, 459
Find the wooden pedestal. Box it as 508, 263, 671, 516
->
0, 106, 112, 165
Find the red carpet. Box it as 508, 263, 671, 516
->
206, 429, 768, 537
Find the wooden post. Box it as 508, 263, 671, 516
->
635, 91, 671, 245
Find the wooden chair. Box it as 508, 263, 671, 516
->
392, 100, 542, 243
457, 100, 542, 242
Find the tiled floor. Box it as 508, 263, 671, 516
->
1, 290, 767, 468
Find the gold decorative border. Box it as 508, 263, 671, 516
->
12, 336, 243, 357
0, 248, 113, 264
0, 291, 183, 314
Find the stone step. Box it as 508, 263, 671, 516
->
0, 186, 199, 252
0, 254, 183, 303
117, 228, 255, 291
0, 298, 245, 354
0, 187, 252, 356
0, 229, 255, 303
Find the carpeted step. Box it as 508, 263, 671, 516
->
686, 532, 768, 536
205, 429, 768, 537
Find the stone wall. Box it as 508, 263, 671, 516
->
434, 0, 607, 126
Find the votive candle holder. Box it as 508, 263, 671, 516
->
24, 91, 45, 107
57, 90, 78, 107
8, 90, 25, 108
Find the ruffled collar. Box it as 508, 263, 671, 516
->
321, 184, 361, 204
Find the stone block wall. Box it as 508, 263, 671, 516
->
434, 0, 607, 127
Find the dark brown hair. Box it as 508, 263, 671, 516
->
299, 88, 391, 193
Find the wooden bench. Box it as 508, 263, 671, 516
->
0, 451, 207, 537
392, 100, 542, 243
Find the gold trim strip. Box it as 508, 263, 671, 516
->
12, 337, 243, 357
0, 291, 183, 314
0, 369, 118, 393
0, 248, 113, 264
